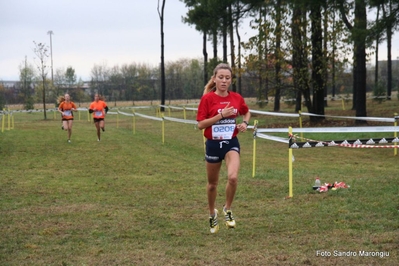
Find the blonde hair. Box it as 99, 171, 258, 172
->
57, 95, 65, 104
203, 63, 232, 95
57, 93, 71, 104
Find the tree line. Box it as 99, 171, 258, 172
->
1, 0, 398, 124
2, 57, 356, 108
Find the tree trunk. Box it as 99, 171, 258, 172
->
353, 0, 367, 123
223, 16, 228, 63
323, 3, 328, 107
42, 75, 47, 120
235, 10, 242, 95
310, 2, 325, 122
292, 6, 302, 112
203, 32, 208, 86
292, 3, 311, 113
387, 2, 392, 100
228, 4, 236, 92
374, 5, 380, 89
158, 0, 166, 112
213, 31, 218, 59
273, 0, 282, 112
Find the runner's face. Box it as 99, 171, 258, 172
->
65, 94, 70, 101
214, 69, 231, 92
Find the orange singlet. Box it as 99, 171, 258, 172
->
89, 100, 107, 119
59, 102, 77, 120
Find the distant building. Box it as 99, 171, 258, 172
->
1, 80, 20, 88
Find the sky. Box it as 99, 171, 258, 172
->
1, 0, 399, 82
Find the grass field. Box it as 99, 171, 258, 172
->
1, 100, 398, 265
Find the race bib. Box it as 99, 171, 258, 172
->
211, 124, 235, 140
64, 110, 71, 116
95, 111, 103, 117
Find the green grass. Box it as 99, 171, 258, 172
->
1, 100, 398, 265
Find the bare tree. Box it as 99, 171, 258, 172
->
90, 63, 110, 97
33, 41, 49, 119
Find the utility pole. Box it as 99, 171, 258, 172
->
47, 30, 54, 84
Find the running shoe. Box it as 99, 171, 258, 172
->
209, 209, 219, 234
67, 139, 71, 143
223, 207, 236, 228
61, 125, 64, 130
101, 127, 105, 132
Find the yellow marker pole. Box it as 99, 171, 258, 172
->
87, 110, 90, 122
252, 120, 258, 178
132, 109, 136, 134
288, 126, 293, 198
394, 113, 398, 156
298, 111, 303, 139
341, 98, 345, 110
116, 109, 119, 129
1, 109, 4, 132
7, 108, 10, 130
202, 130, 206, 153
161, 114, 165, 144
183, 107, 186, 120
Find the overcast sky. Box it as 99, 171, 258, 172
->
1, 0, 398, 82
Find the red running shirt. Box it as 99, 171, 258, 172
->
197, 91, 249, 140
